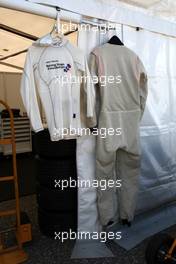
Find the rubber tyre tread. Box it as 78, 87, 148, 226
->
33, 129, 76, 159
145, 233, 174, 264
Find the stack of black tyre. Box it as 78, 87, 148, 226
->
33, 129, 77, 237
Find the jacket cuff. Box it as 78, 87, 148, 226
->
33, 127, 44, 133
86, 116, 97, 128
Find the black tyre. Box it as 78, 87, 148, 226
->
146, 233, 175, 264
33, 129, 76, 159
36, 157, 77, 188
38, 208, 77, 237
36, 184, 77, 212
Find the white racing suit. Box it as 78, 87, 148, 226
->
20, 34, 95, 141
89, 43, 148, 225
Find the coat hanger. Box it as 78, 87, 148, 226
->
108, 35, 124, 45
50, 8, 64, 45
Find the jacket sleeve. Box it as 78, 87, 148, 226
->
20, 48, 44, 132
137, 56, 148, 119
83, 56, 97, 127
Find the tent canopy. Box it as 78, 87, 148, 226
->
0, 8, 53, 72
0, 0, 176, 73
0, 7, 77, 72
119, 0, 176, 21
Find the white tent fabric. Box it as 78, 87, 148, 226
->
76, 135, 100, 232
29, 0, 176, 37
1, 0, 176, 73
122, 26, 176, 214
76, 29, 101, 233
0, 7, 77, 72
145, 0, 176, 22
0, 7, 54, 72
119, 0, 176, 22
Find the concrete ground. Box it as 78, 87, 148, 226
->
0, 195, 176, 264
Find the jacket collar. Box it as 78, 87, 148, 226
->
32, 33, 68, 47
32, 33, 85, 72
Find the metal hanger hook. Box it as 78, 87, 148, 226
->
55, 7, 61, 33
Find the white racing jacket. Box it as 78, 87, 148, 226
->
20, 34, 95, 141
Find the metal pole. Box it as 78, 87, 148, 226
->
0, 0, 82, 22
0, 0, 112, 29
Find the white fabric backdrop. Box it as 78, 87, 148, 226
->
122, 26, 176, 214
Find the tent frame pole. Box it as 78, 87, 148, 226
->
1, 0, 176, 38
0, 0, 115, 30
0, 0, 82, 23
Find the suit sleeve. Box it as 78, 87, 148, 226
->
83, 55, 97, 127
137, 56, 148, 119
86, 52, 100, 128
20, 48, 44, 132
